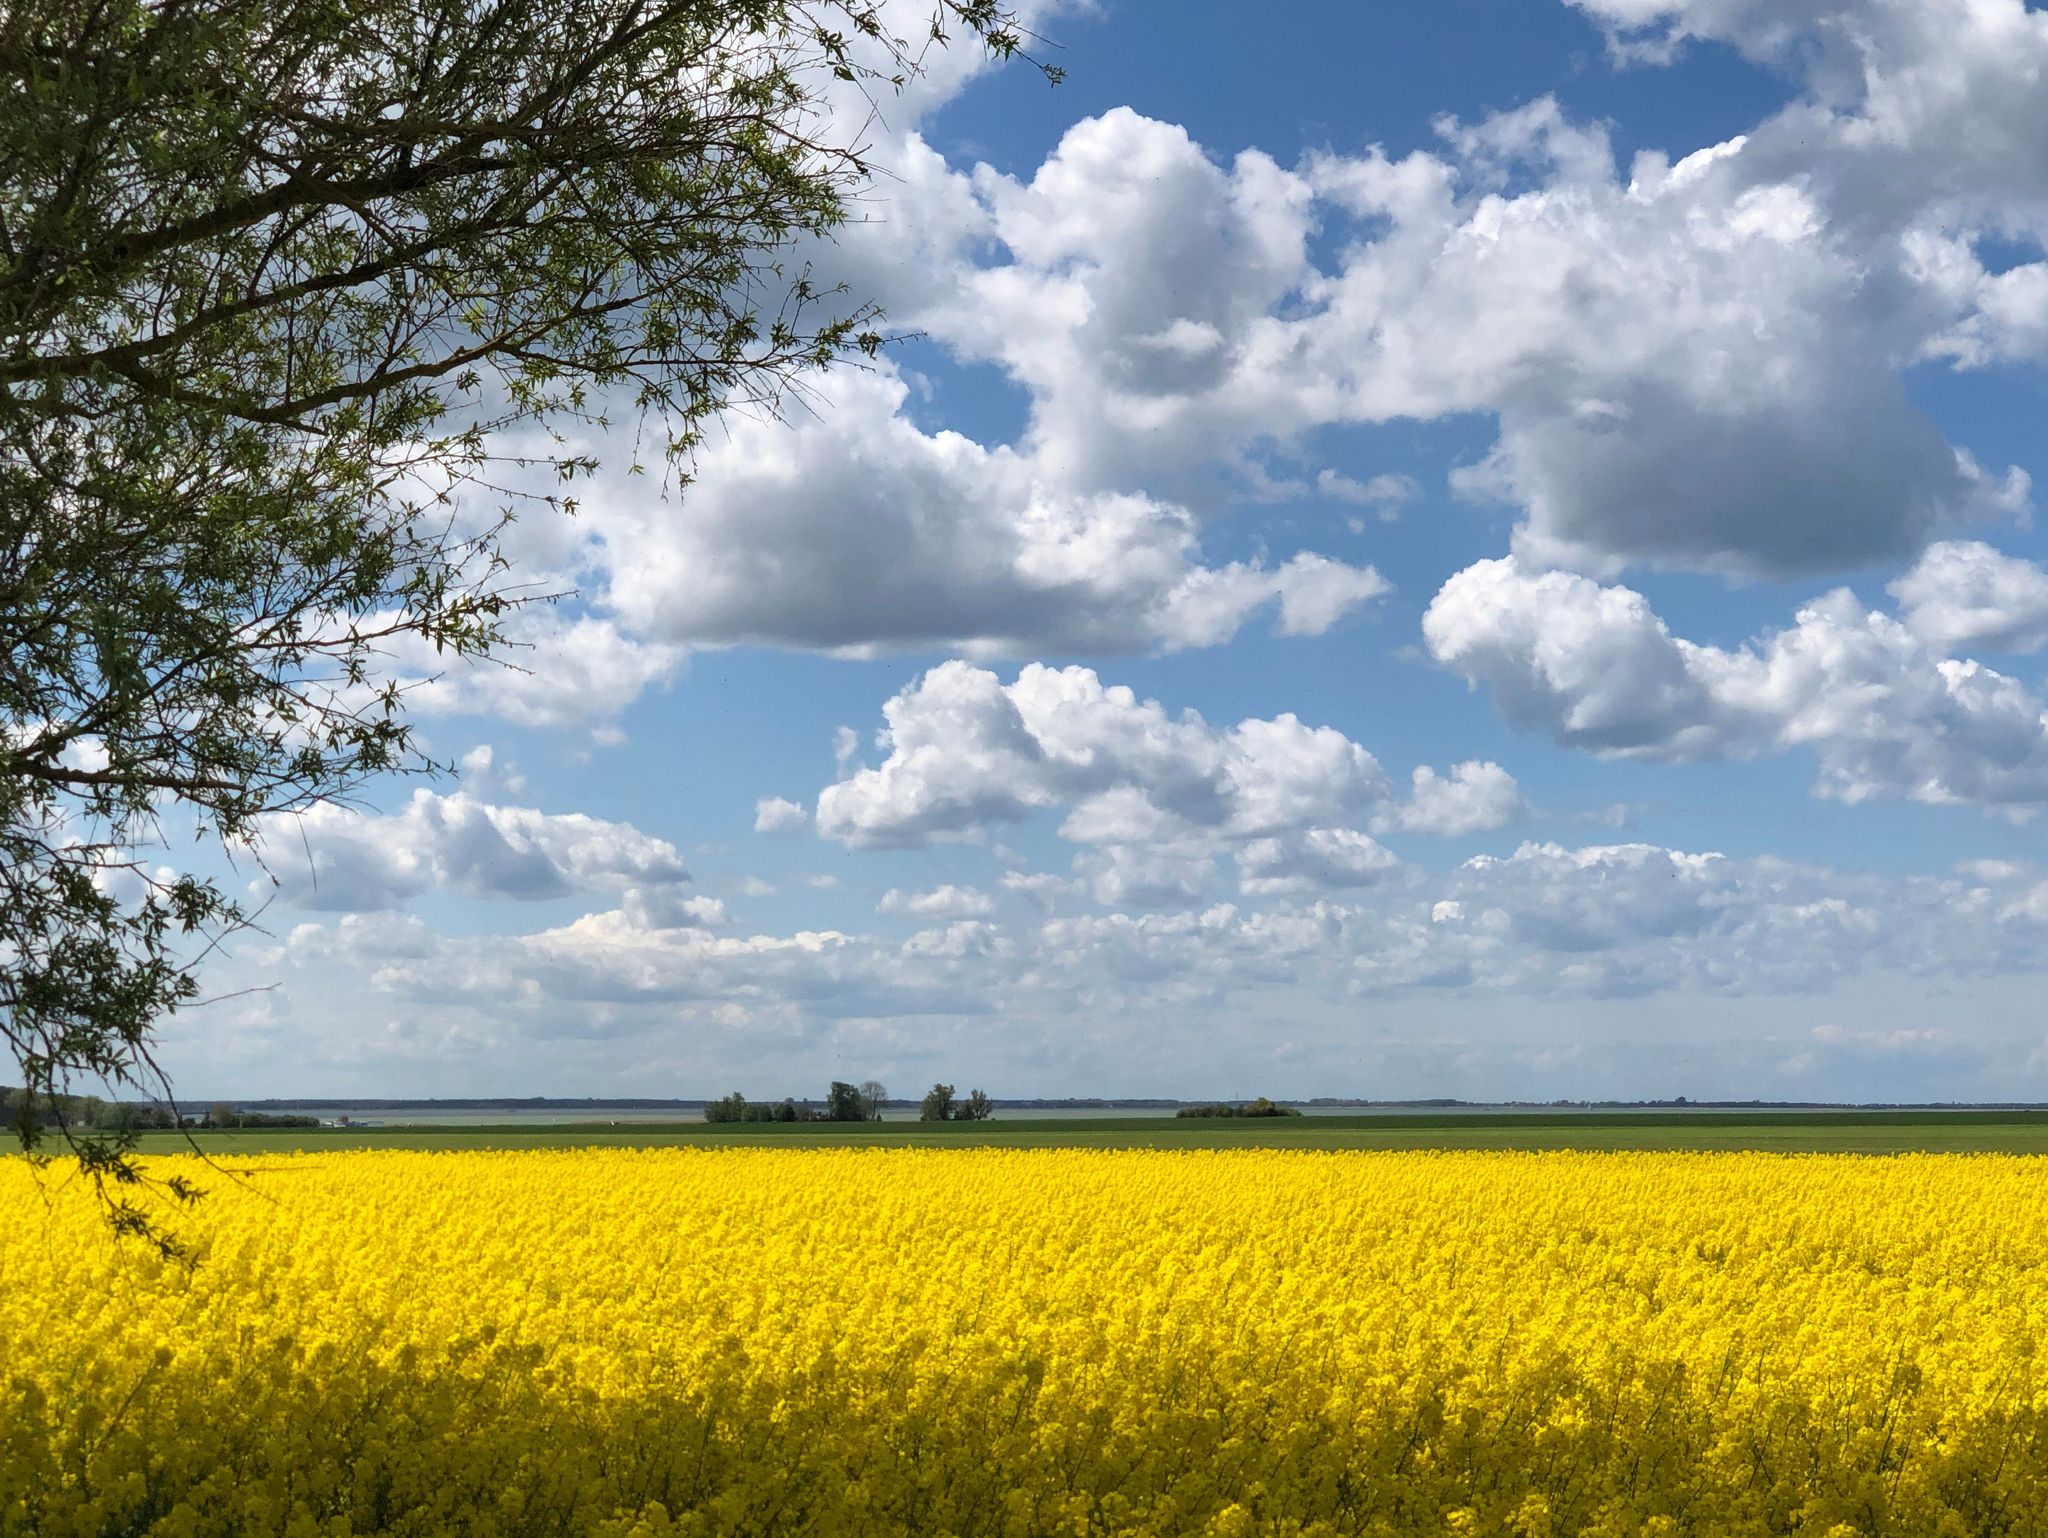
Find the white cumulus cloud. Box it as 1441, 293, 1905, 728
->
1889, 541, 2048, 655
1426, 555, 2048, 810
878, 884, 996, 918
1374, 762, 1528, 838
266, 790, 699, 914
753, 796, 810, 833
814, 661, 1388, 850
583, 368, 1386, 658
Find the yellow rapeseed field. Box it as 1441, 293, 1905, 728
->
1, 1148, 2045, 1537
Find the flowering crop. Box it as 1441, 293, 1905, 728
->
2, 1148, 2045, 1536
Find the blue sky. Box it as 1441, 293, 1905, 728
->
174, 0, 2048, 1102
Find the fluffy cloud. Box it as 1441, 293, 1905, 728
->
393, 608, 683, 736
1426, 556, 2048, 808
203, 826, 2048, 1097
1911, 235, 2048, 369
457, 745, 528, 801
814, 661, 1388, 849
1021, 838, 2026, 1004
1317, 470, 1419, 518
866, 96, 2026, 582
916, 111, 1321, 495
812, 664, 1551, 907
584, 367, 1385, 658
1570, 0, 2048, 362
369, 0, 2048, 737
439, 78, 2008, 709
265, 789, 702, 914
1423, 559, 1740, 757
878, 884, 996, 918
355, 902, 1003, 1026
1889, 541, 2048, 654
1236, 828, 1401, 896
1570, 0, 2048, 201
1374, 762, 1527, 838
1075, 846, 1220, 909
1405, 842, 1904, 996
1336, 112, 2013, 578
352, 0, 2048, 743
1565, 0, 1850, 63
753, 797, 810, 833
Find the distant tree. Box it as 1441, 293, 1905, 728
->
1173, 1098, 1302, 1120
1241, 1097, 1301, 1118
703, 1093, 742, 1125
708, 1090, 831, 1124
824, 1081, 867, 1123
194, 1105, 312, 1129
959, 1089, 994, 1122
919, 1083, 957, 1122
858, 1080, 889, 1122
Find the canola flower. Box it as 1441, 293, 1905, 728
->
1, 1148, 2045, 1537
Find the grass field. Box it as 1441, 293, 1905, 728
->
129, 1107, 2048, 1154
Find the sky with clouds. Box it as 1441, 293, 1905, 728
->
168, 0, 2048, 1102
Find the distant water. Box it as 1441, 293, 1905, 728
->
260, 1105, 1223, 1126
259, 1103, 1394, 1126
241, 1102, 1973, 1127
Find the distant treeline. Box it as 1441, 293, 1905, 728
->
199, 1104, 321, 1129
2, 1086, 181, 1133
233, 1096, 713, 1111
703, 1081, 996, 1124
704, 1080, 885, 1124
703, 1095, 833, 1124
1174, 1098, 1303, 1120
1, 1087, 318, 1133
916, 1084, 992, 1122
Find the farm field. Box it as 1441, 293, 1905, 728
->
5, 1147, 2048, 1536
131, 1107, 2048, 1154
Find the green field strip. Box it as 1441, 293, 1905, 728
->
121, 1109, 2048, 1155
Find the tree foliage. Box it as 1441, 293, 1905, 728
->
0, 0, 1052, 1235
704, 1092, 818, 1124
2, 1083, 179, 1133
917, 1082, 990, 1120
1173, 1098, 1303, 1119
823, 1080, 867, 1122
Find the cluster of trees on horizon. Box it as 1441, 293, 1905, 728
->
702, 1081, 996, 1124
1, 1088, 317, 1134
1174, 1098, 1304, 1120
703, 1080, 898, 1125
918, 1084, 993, 1122
705, 1080, 880, 1124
